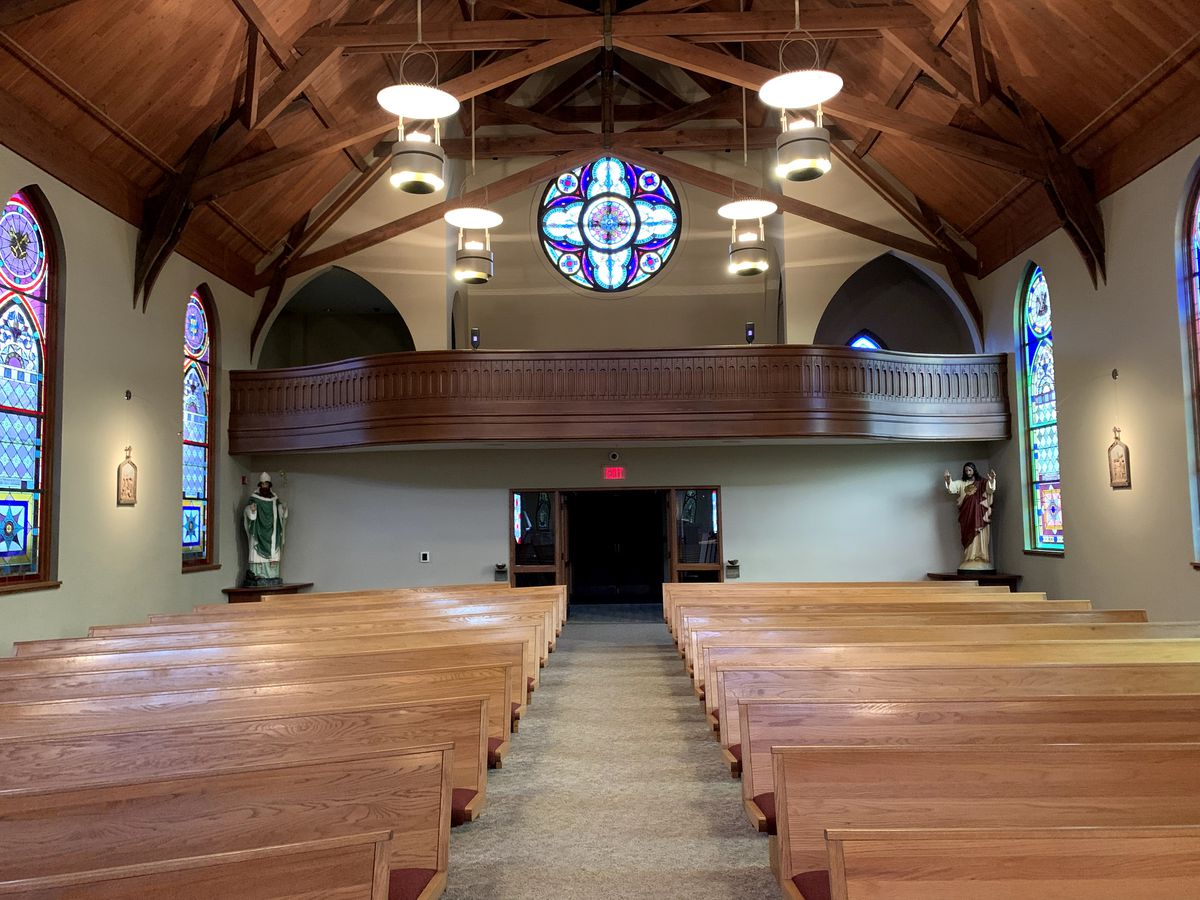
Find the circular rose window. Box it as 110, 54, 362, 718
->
538, 156, 680, 293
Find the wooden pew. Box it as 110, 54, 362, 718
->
1, 624, 541, 707
690, 623, 1200, 686
823, 825, 1200, 900
682, 612, 1154, 671
700, 640, 1200, 717
738, 695, 1200, 833
3, 831, 397, 899
0, 747, 452, 900
714, 662, 1200, 752
0, 676, 493, 826
26, 609, 554, 664
672, 595, 1056, 643
771, 743, 1200, 900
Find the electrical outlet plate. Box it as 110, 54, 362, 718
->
419, 551, 430, 563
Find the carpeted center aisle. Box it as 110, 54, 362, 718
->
441, 612, 778, 899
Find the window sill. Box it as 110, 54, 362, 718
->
182, 563, 222, 574
1023, 549, 1065, 558
0, 579, 62, 596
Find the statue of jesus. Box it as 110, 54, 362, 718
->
943, 462, 997, 572
243, 472, 288, 586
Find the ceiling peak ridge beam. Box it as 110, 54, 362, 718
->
615, 149, 945, 265
286, 149, 598, 279
192, 36, 601, 202
613, 35, 1045, 178
294, 8, 930, 51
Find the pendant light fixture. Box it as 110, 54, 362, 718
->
376, 0, 459, 194
446, 2, 501, 285
758, 3, 843, 110
719, 46, 776, 278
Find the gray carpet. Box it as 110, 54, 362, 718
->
441, 620, 778, 899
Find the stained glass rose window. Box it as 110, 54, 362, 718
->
538, 156, 680, 292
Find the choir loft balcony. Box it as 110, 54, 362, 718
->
227, 346, 1010, 453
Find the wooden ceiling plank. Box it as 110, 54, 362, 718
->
442, 36, 602, 99
226, 0, 292, 67
476, 0, 588, 16
623, 0, 711, 13
854, 0, 968, 157
0, 0, 86, 27
615, 149, 945, 264
288, 149, 597, 277
614, 34, 1043, 177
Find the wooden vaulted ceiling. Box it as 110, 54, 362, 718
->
1, 0, 1198, 304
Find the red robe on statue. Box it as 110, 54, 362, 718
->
957, 476, 992, 548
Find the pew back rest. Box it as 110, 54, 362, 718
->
772, 743, 1200, 880
716, 663, 1200, 749
740, 695, 1200, 811
0, 748, 452, 889
823, 825, 1200, 900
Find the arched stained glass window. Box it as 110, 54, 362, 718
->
0, 189, 58, 586
1020, 264, 1064, 551
182, 287, 216, 568
539, 156, 680, 292
1184, 173, 1200, 550
849, 330, 885, 350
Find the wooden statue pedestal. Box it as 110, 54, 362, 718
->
222, 582, 314, 603
927, 571, 1022, 592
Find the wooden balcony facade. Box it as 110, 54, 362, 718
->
227, 346, 1011, 454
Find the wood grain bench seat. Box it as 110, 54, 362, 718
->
713, 662, 1200, 754
690, 622, 1200, 687
823, 825, 1200, 900
0, 747, 453, 900
0, 628, 537, 721
771, 743, 1200, 900
738, 695, 1200, 834
3, 830, 398, 899
700, 640, 1200, 717
0, 680, 492, 826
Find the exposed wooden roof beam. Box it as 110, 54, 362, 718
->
626, 86, 741, 131
445, 126, 777, 157
250, 213, 309, 353
622, 0, 712, 13
616, 149, 946, 265
295, 8, 931, 51
854, 0, 967, 157
287, 150, 597, 277
612, 53, 686, 111
614, 35, 1044, 177
530, 51, 602, 114
476, 0, 588, 16
473, 94, 589, 133
194, 37, 599, 200
240, 31, 262, 128
963, 0, 989, 105
0, 0, 85, 27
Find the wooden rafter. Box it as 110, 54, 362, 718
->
250, 213, 309, 354
615, 149, 946, 265
612, 53, 686, 111
627, 86, 741, 132
963, 0, 989, 105
473, 95, 588, 134
444, 126, 777, 157
0, 0, 84, 27
240, 30, 262, 129
613, 35, 1044, 178
287, 149, 597, 278
530, 51, 602, 114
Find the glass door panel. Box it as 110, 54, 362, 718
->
671, 487, 723, 582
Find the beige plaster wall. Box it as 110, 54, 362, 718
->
0, 145, 258, 652
975, 137, 1200, 620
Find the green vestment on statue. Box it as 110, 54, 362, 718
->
243, 491, 286, 584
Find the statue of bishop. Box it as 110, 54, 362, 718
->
243, 472, 288, 586
943, 462, 997, 572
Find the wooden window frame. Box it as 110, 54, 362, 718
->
182, 284, 219, 572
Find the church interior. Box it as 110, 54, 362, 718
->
1, 0, 1200, 897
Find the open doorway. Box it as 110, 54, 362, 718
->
563, 490, 669, 605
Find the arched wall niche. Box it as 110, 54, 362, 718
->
258, 266, 416, 369
813, 252, 980, 353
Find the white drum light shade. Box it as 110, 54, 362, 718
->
717, 199, 778, 220
444, 207, 504, 229
775, 125, 832, 182
728, 220, 769, 276
758, 70, 843, 109
390, 138, 446, 194
377, 84, 460, 119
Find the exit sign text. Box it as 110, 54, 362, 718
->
603, 466, 626, 480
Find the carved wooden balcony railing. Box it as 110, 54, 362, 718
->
227, 346, 1010, 453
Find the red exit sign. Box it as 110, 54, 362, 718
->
603, 466, 626, 480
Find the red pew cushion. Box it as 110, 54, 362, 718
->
791, 870, 831, 900
728, 744, 742, 764
487, 736, 503, 768
451, 787, 478, 827
752, 792, 776, 835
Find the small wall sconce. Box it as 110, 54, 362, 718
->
493, 562, 508, 582
470, 327, 481, 350
744, 322, 756, 345
725, 558, 741, 579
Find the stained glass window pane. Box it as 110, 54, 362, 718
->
1021, 265, 1064, 551
0, 191, 50, 580
849, 331, 884, 350
539, 156, 681, 293
182, 289, 212, 565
